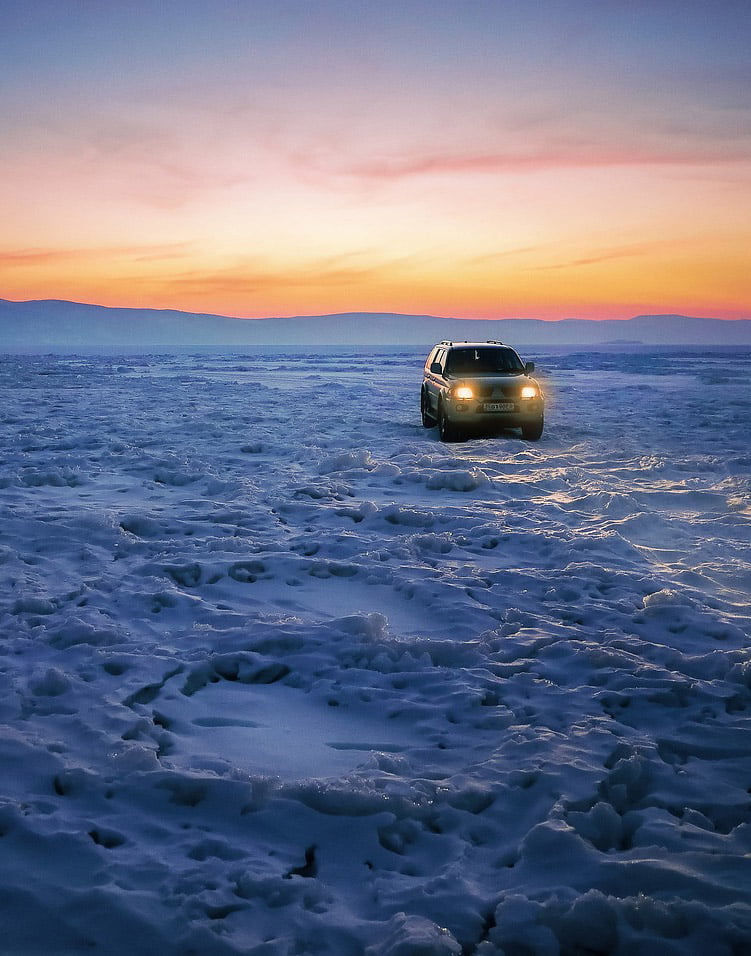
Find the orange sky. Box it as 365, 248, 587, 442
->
2, 1, 749, 323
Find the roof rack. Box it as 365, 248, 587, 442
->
437, 339, 505, 347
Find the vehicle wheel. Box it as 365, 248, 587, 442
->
421, 389, 436, 427
522, 416, 544, 441
438, 402, 461, 442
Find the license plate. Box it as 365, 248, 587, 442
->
483, 402, 514, 412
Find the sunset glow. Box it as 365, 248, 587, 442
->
2, 1, 750, 322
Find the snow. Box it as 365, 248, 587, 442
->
0, 346, 749, 954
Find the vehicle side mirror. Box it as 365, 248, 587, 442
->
430, 361, 443, 374
525, 361, 535, 374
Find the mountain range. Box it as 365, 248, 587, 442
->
1, 298, 750, 350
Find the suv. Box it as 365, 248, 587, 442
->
421, 341, 544, 441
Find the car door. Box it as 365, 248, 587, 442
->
425, 347, 446, 413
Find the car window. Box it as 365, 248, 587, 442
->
445, 348, 523, 375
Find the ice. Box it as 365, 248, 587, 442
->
0, 346, 749, 953
154, 677, 423, 779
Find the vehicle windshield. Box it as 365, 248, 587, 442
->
445, 347, 523, 375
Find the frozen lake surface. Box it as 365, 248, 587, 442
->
1, 346, 750, 954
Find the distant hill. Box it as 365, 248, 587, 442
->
1, 298, 750, 351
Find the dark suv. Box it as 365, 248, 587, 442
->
421, 341, 544, 441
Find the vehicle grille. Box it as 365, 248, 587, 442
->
476, 384, 518, 399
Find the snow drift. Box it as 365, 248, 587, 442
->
0, 346, 749, 954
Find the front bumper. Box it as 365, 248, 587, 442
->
445, 397, 544, 428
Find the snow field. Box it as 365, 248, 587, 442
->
0, 347, 749, 954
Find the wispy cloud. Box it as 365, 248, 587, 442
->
336, 144, 748, 183
0, 243, 195, 267
162, 252, 407, 297
531, 239, 694, 272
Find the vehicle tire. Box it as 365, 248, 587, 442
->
521, 416, 544, 441
438, 402, 461, 442
421, 389, 436, 427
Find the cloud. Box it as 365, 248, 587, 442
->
0, 243, 194, 268
336, 144, 748, 183
531, 239, 692, 272
162, 252, 403, 297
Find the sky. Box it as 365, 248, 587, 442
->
1, 0, 750, 322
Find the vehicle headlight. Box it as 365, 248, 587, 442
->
520, 385, 538, 399
453, 386, 474, 400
